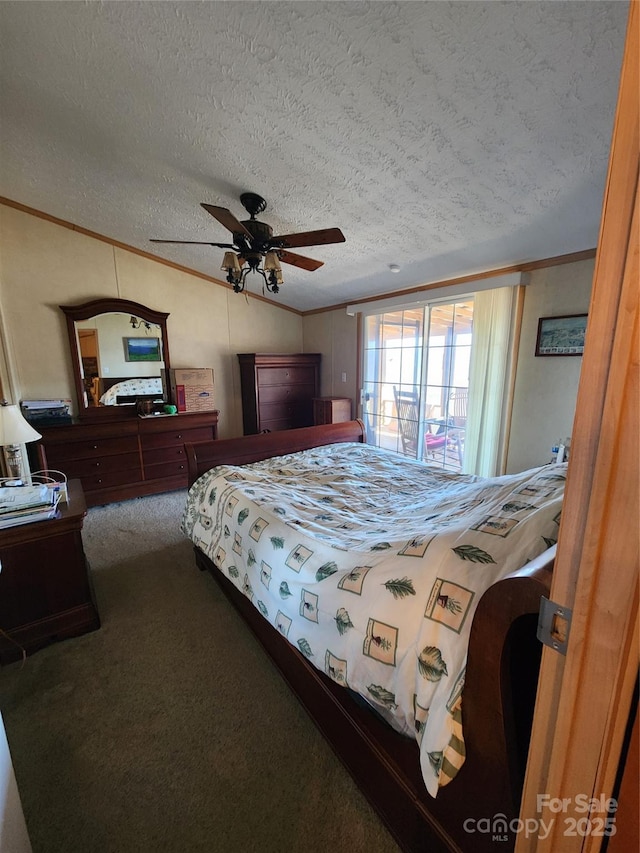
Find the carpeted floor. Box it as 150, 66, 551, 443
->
0, 491, 400, 853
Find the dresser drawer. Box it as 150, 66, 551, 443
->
140, 425, 213, 451
44, 435, 139, 464
61, 452, 141, 478
258, 383, 316, 404
258, 402, 303, 423
259, 401, 312, 430
81, 467, 143, 491
256, 367, 317, 386
259, 417, 295, 432
144, 460, 189, 481
142, 445, 189, 466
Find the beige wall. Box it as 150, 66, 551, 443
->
303, 259, 594, 473
0, 205, 303, 438
506, 259, 593, 472
303, 309, 359, 411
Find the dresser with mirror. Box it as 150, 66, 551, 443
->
35, 298, 219, 506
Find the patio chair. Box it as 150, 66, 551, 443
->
392, 387, 449, 460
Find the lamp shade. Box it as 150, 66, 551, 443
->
221, 252, 241, 272
0, 404, 42, 445
263, 251, 282, 272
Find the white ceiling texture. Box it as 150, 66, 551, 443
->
0, 1, 629, 312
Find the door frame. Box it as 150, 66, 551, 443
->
516, 3, 638, 850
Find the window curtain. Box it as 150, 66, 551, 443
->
463, 286, 515, 477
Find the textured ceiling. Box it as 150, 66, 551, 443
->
0, 1, 628, 312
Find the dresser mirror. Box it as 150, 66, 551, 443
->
61, 298, 171, 418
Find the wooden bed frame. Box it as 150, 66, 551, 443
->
184, 420, 553, 853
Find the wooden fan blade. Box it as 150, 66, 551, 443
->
271, 228, 345, 249
201, 203, 252, 239
150, 240, 236, 248
279, 250, 324, 271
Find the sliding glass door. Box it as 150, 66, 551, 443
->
362, 300, 473, 471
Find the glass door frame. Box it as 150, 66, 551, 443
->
359, 296, 474, 470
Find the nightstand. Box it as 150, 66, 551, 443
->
0, 480, 100, 664
313, 396, 353, 425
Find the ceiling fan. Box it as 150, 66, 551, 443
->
150, 192, 345, 295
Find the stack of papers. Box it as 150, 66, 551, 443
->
0, 485, 61, 529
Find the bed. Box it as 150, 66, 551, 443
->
182, 421, 560, 852
98, 376, 163, 406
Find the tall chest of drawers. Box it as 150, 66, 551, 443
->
36, 411, 218, 506
238, 353, 321, 434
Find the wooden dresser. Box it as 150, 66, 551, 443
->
35, 411, 219, 506
238, 353, 321, 434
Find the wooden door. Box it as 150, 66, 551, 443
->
516, 3, 639, 851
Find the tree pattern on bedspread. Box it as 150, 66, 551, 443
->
181, 442, 565, 797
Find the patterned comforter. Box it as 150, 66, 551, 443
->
181, 442, 565, 796
99, 377, 163, 405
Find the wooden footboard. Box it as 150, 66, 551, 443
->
192, 545, 552, 853
184, 422, 553, 852
184, 419, 366, 476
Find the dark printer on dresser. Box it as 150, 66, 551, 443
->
238, 353, 321, 434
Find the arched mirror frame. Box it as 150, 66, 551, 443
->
61, 298, 171, 420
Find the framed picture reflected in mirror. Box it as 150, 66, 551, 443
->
123, 337, 162, 362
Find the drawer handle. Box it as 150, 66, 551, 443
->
96, 478, 102, 484
177, 449, 184, 455
94, 462, 100, 468
175, 434, 182, 439
93, 444, 98, 450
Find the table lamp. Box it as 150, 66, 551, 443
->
0, 401, 42, 485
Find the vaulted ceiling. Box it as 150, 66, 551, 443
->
0, 1, 629, 312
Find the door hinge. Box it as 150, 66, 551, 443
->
537, 596, 572, 655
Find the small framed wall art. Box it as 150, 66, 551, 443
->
123, 336, 162, 362
535, 314, 588, 357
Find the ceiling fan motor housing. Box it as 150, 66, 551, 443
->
237, 218, 273, 252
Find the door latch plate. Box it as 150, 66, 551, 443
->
537, 596, 572, 655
